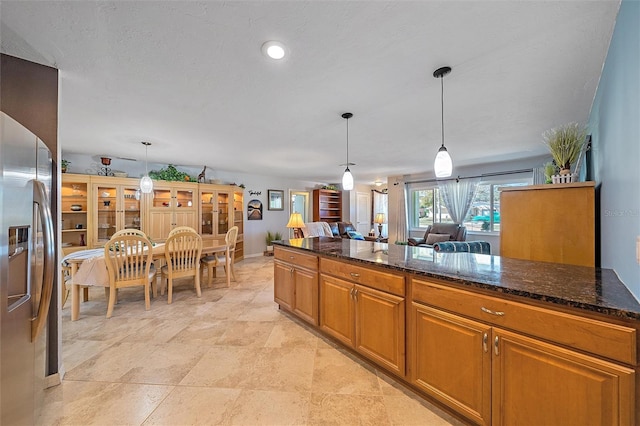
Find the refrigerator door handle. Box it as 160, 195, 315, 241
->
31, 179, 55, 341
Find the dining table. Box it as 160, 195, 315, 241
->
62, 242, 230, 321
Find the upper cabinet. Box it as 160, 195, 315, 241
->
146, 181, 198, 242
197, 184, 245, 260
60, 174, 90, 254
313, 189, 342, 223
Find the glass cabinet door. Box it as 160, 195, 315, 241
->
95, 185, 118, 245
122, 186, 142, 230
216, 192, 230, 235
152, 188, 172, 208
176, 189, 194, 209
200, 190, 214, 236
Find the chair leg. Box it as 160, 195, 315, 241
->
106, 286, 116, 318
167, 276, 172, 304
144, 283, 150, 311
195, 268, 202, 297
230, 258, 236, 282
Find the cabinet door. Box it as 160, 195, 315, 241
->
174, 209, 196, 230
215, 191, 230, 236
120, 185, 142, 231
293, 268, 318, 325
412, 303, 491, 426
355, 284, 405, 376
92, 184, 118, 246
492, 328, 635, 426
319, 275, 355, 347
274, 261, 295, 310
199, 189, 215, 236
147, 210, 173, 242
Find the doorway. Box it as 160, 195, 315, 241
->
289, 190, 309, 238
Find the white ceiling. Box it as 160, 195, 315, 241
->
0, 1, 620, 185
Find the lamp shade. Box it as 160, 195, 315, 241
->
286, 212, 306, 229
140, 175, 154, 193
342, 168, 354, 191
434, 146, 453, 178
374, 213, 386, 224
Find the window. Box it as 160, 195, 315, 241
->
409, 178, 530, 233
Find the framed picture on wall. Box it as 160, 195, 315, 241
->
268, 189, 284, 210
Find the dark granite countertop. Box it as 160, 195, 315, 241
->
274, 237, 640, 321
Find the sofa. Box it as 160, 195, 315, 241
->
407, 223, 467, 247
301, 221, 361, 239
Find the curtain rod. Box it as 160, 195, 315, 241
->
403, 168, 533, 185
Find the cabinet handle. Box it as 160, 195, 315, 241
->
289, 256, 295, 259
494, 336, 499, 356
350, 272, 360, 278
350, 287, 355, 299
481, 307, 505, 317
290, 268, 294, 274
483, 332, 488, 353
353, 289, 358, 300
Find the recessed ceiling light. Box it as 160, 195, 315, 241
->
261, 41, 287, 60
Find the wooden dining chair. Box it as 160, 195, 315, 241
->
103, 234, 156, 318
201, 226, 238, 288
162, 229, 202, 304
168, 225, 198, 237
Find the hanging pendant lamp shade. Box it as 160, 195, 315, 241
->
140, 141, 153, 193
433, 66, 453, 178
341, 112, 355, 191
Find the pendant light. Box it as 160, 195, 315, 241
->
341, 112, 355, 191
140, 141, 153, 193
433, 66, 453, 178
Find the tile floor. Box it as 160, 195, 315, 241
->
41, 256, 464, 425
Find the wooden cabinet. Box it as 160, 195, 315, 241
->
320, 258, 405, 376
492, 328, 634, 426
146, 181, 197, 242
410, 278, 636, 425
412, 303, 491, 425
500, 182, 595, 266
274, 246, 318, 325
91, 178, 143, 247
313, 189, 342, 223
60, 174, 90, 254
198, 185, 244, 260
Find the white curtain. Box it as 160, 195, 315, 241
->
438, 178, 479, 224
396, 181, 408, 243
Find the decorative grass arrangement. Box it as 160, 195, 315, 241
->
543, 123, 586, 175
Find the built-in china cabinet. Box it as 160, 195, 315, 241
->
61, 174, 244, 256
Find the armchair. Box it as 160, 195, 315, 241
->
407, 223, 467, 246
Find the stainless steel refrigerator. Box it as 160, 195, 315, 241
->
0, 111, 56, 424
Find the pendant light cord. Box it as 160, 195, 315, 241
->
440, 75, 445, 149
346, 117, 349, 166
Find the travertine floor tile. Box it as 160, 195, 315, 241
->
215, 320, 275, 347
311, 347, 382, 395
142, 386, 241, 425
307, 393, 390, 426
246, 347, 316, 392
179, 346, 258, 388
228, 389, 310, 426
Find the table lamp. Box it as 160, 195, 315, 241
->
286, 212, 306, 238
374, 213, 386, 238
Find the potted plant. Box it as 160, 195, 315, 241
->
543, 122, 586, 176
543, 161, 557, 184
265, 231, 283, 252
61, 159, 70, 173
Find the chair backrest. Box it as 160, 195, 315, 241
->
164, 230, 202, 273
168, 226, 198, 237
424, 223, 467, 242
103, 234, 153, 286
225, 226, 239, 252
112, 228, 147, 239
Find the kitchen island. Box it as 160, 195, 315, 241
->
273, 237, 640, 426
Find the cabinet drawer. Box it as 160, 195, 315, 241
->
412, 279, 636, 365
321, 258, 405, 297
274, 247, 318, 271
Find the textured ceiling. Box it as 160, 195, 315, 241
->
0, 1, 620, 184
